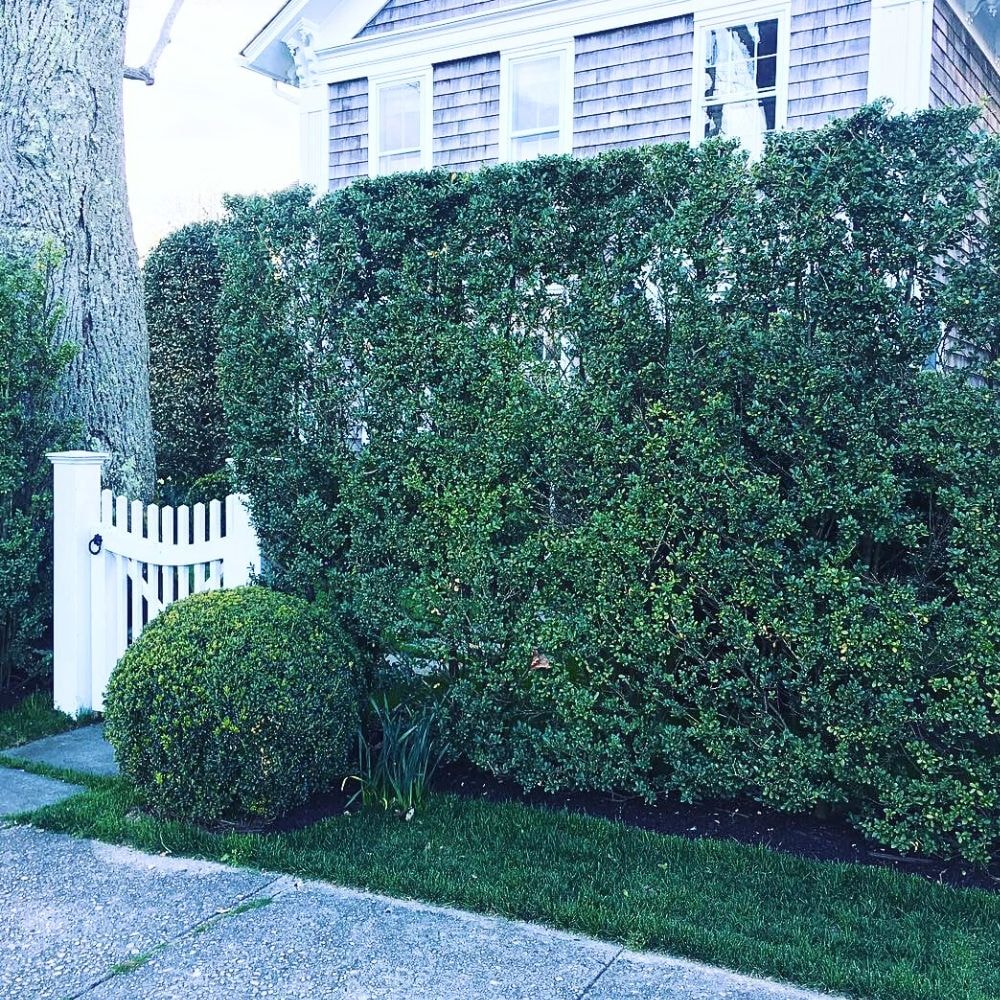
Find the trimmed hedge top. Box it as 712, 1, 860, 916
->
145, 221, 227, 493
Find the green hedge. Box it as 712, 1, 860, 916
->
145, 222, 227, 495
105, 587, 362, 824
216, 106, 1000, 862
0, 248, 75, 687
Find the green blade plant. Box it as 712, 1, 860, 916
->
347, 695, 445, 817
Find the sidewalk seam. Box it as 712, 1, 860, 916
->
62, 873, 285, 999
575, 947, 624, 999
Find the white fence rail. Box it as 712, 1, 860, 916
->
49, 451, 261, 715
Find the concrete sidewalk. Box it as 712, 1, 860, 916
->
0, 724, 114, 820
0, 825, 836, 1000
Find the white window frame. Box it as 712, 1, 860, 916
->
368, 69, 433, 177
692, 4, 791, 147
499, 42, 575, 162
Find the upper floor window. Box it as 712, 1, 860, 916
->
371, 75, 430, 175
697, 13, 786, 157
502, 47, 572, 161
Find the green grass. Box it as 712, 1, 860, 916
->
226, 897, 273, 916
0, 691, 77, 750
109, 946, 162, 977
2, 694, 996, 1000
17, 775, 1000, 1000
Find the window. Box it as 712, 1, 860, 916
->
537, 281, 579, 376
698, 14, 785, 157
371, 76, 428, 175
502, 48, 571, 161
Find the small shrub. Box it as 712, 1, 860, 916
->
348, 696, 444, 815
104, 587, 363, 824
0, 248, 75, 687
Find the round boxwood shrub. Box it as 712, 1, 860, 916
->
104, 587, 361, 824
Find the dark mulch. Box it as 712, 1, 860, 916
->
243, 759, 1000, 894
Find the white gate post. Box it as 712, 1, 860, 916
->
48, 451, 109, 716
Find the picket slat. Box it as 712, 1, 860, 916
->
163, 502, 175, 544
115, 552, 128, 660
146, 504, 163, 623
193, 502, 206, 543
131, 499, 143, 537
193, 504, 208, 593
208, 500, 222, 589
130, 560, 142, 637
101, 489, 113, 527
177, 506, 190, 600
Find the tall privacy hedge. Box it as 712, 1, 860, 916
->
217, 106, 1000, 863
0, 248, 75, 687
145, 222, 227, 493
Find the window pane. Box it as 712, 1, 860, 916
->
759, 95, 776, 131
757, 18, 778, 58
379, 150, 423, 173
704, 19, 779, 100
705, 26, 758, 101
703, 97, 775, 155
704, 103, 724, 140
379, 81, 421, 154
511, 131, 561, 159
511, 55, 562, 133
756, 54, 777, 91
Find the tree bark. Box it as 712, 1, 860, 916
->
0, 0, 154, 496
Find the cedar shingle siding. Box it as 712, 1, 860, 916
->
359, 0, 525, 37
574, 17, 694, 156
329, 78, 369, 189
787, 0, 870, 130
930, 0, 1000, 132
324, 0, 999, 191
433, 54, 501, 170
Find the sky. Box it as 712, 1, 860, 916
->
124, 0, 299, 255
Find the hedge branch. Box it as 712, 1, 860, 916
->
124, 0, 187, 86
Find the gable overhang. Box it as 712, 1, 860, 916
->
241, 0, 387, 83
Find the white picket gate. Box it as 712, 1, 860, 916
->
49, 451, 261, 715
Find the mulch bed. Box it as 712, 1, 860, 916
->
241, 759, 1000, 894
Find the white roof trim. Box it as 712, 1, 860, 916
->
242, 0, 389, 82
244, 0, 1000, 90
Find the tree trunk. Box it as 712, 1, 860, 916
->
0, 0, 154, 496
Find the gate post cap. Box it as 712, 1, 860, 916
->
47, 451, 111, 466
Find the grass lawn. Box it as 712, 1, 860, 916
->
0, 691, 77, 750
2, 699, 998, 1000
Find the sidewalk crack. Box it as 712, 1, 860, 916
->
576, 947, 624, 999
64, 873, 284, 998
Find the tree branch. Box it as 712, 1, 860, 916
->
123, 0, 188, 86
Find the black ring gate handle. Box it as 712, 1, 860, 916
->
88, 534, 103, 556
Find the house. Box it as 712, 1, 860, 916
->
242, 0, 1000, 192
